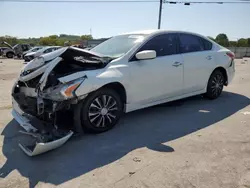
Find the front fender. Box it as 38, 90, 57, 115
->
74, 67, 126, 97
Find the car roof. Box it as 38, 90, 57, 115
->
119, 30, 158, 35
118, 29, 208, 39
42, 46, 60, 50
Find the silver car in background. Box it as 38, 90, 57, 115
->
23, 46, 61, 62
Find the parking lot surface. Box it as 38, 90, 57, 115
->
0, 58, 250, 188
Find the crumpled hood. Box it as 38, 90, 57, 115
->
2, 41, 13, 49
21, 47, 68, 75
20, 47, 107, 82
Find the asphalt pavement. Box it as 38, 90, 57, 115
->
0, 58, 250, 188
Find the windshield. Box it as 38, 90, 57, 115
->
90, 34, 148, 57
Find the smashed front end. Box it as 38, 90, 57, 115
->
11, 47, 109, 156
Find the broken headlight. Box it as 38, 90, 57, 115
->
40, 78, 85, 101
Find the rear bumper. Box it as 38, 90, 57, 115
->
226, 62, 235, 85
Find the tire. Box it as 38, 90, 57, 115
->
79, 88, 123, 133
6, 52, 14, 58
205, 70, 224, 99
17, 54, 21, 59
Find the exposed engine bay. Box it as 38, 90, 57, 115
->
11, 47, 113, 156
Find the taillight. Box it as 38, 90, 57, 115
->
226, 52, 235, 67
226, 52, 235, 59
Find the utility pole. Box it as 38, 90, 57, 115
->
158, 0, 163, 29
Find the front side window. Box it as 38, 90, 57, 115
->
90, 34, 148, 58
138, 33, 178, 57
179, 34, 204, 53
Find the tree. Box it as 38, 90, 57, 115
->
39, 37, 55, 46
0, 36, 18, 46
80, 35, 93, 40
237, 38, 248, 47
247, 38, 250, 47
39, 35, 60, 46
59, 34, 67, 37
215, 33, 229, 47
56, 39, 66, 46
49, 35, 58, 39
229, 41, 237, 47
207, 36, 215, 41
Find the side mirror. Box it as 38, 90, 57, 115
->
135, 50, 156, 60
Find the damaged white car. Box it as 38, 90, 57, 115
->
12, 30, 235, 156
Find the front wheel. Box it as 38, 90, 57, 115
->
79, 88, 123, 133
6, 52, 14, 58
205, 70, 224, 99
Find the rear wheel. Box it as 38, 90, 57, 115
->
205, 70, 224, 99
80, 88, 123, 133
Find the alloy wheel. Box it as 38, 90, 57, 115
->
88, 95, 119, 128
211, 74, 224, 97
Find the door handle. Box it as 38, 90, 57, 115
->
206, 56, 212, 60
172, 62, 182, 67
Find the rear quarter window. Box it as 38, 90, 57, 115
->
201, 38, 213, 50
179, 34, 204, 53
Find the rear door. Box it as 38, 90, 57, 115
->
128, 33, 184, 105
178, 33, 215, 94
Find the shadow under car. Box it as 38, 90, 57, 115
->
1, 91, 249, 188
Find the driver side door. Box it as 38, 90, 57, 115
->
127, 33, 184, 108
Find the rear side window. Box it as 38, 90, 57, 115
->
201, 38, 213, 50
139, 33, 178, 57
44, 48, 53, 53
179, 34, 204, 53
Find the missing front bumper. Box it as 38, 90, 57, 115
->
12, 99, 74, 156
19, 131, 73, 156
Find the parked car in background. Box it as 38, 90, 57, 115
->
23, 46, 61, 62
1, 42, 31, 58
12, 30, 235, 156
0, 47, 9, 56
22, 46, 43, 59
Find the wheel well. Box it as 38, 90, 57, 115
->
213, 67, 228, 86
7, 51, 14, 54
6, 51, 14, 57
101, 82, 127, 104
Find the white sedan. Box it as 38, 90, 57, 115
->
12, 30, 235, 155
23, 46, 61, 62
